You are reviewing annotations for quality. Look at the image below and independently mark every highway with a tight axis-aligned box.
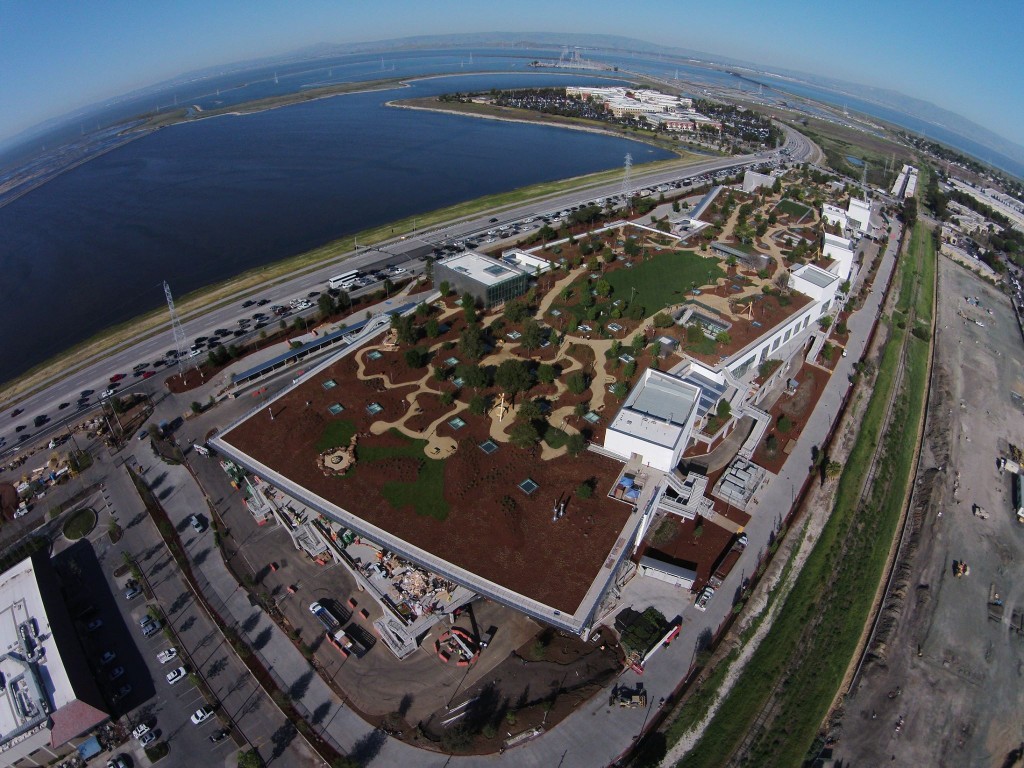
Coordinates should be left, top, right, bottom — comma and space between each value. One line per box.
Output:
0, 124, 817, 458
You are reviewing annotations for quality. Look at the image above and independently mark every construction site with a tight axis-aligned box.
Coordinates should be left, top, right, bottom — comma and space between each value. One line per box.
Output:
834, 256, 1024, 766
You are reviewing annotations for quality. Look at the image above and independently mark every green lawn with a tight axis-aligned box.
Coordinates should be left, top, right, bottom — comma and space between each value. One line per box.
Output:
773, 199, 813, 221
63, 508, 97, 540
358, 431, 449, 520
605, 250, 725, 315
315, 420, 356, 452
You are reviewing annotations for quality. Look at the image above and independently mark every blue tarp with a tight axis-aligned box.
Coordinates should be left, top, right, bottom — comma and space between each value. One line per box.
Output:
77, 736, 102, 759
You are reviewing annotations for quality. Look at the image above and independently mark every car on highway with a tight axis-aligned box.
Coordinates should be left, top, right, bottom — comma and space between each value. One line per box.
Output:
100, 389, 116, 399
9, 409, 23, 418
307, 291, 320, 299
157, 647, 178, 664
191, 706, 215, 725
488, 216, 498, 222
166, 666, 188, 685
257, 298, 270, 306
133, 363, 147, 372
109, 373, 126, 383
33, 415, 47, 427
14, 425, 26, 433
241, 300, 255, 308
108, 666, 125, 681
58, 402, 70, 410
100, 651, 116, 666
142, 371, 155, 379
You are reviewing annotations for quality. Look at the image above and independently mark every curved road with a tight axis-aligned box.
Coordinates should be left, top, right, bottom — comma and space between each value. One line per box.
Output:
0, 126, 816, 456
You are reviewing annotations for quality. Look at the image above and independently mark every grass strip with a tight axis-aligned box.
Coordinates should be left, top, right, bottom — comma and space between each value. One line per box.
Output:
675, 233, 933, 767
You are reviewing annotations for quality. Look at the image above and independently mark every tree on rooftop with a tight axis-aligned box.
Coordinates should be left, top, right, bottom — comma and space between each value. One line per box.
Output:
495, 358, 532, 398
509, 420, 540, 449
504, 300, 529, 325
520, 318, 544, 354
612, 381, 629, 399
566, 371, 588, 395
517, 399, 544, 424
459, 324, 486, 361
566, 432, 586, 456
468, 393, 488, 416
425, 317, 441, 338
462, 293, 479, 324
439, 280, 450, 297
404, 347, 429, 369
536, 363, 556, 384
717, 398, 732, 420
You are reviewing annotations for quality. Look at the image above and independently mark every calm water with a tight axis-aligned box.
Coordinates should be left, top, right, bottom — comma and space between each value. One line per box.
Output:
0, 73, 669, 383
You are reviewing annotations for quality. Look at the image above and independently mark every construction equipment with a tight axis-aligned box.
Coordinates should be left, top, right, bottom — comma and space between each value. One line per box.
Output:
954, 560, 970, 578
972, 504, 989, 519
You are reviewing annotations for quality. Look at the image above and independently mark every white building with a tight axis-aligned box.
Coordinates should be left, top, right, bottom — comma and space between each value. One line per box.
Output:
603, 369, 701, 472
822, 203, 849, 230
742, 170, 776, 193
789, 263, 842, 304
0, 554, 109, 766
847, 198, 872, 234
822, 233, 855, 282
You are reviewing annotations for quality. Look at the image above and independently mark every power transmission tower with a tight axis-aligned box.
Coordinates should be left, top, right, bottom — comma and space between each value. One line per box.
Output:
621, 153, 633, 207
164, 281, 190, 379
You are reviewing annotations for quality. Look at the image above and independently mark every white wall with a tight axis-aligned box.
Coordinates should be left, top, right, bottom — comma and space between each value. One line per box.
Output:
822, 234, 854, 282
603, 429, 678, 472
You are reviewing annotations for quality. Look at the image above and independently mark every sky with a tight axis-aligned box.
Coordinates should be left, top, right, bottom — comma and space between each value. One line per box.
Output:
2, 0, 1022, 146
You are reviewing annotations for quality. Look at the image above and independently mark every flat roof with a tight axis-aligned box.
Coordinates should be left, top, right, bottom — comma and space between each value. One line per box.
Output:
823, 232, 853, 250
792, 263, 840, 289
438, 252, 527, 286
212, 327, 639, 635
0, 558, 72, 748
624, 369, 700, 426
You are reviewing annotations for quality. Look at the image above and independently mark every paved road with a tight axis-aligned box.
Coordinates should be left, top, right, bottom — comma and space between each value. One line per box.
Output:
0, 125, 818, 456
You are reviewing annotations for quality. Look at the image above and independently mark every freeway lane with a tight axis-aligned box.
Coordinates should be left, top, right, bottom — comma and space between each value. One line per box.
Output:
0, 125, 817, 456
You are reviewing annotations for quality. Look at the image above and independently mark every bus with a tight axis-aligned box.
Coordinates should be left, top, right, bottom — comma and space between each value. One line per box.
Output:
327, 270, 359, 290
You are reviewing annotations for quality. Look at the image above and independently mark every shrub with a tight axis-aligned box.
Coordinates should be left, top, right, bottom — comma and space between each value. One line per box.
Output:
566, 372, 588, 395
576, 481, 594, 499
777, 414, 793, 433
566, 433, 586, 456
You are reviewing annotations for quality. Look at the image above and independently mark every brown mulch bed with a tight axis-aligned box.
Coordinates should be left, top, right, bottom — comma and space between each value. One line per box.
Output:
224, 351, 632, 614
752, 362, 832, 474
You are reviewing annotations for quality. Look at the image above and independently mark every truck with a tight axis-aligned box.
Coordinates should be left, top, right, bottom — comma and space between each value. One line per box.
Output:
309, 602, 364, 656
1013, 473, 1024, 523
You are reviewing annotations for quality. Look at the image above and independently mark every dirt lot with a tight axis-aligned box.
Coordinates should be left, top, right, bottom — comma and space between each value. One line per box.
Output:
834, 257, 1024, 766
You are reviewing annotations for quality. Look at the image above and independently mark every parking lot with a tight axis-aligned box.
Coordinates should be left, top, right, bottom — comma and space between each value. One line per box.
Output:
49, 445, 319, 767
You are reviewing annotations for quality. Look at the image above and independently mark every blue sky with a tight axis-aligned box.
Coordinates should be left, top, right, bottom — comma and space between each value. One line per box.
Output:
2, 0, 1022, 146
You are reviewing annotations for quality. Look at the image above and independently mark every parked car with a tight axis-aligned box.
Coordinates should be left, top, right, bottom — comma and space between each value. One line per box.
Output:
109, 373, 126, 382
112, 684, 132, 703
124, 584, 142, 600
87, 619, 103, 632
191, 706, 215, 725
165, 666, 188, 685
131, 723, 150, 739
99, 651, 116, 666
142, 621, 162, 637
108, 666, 125, 681
106, 757, 129, 768
157, 647, 178, 664
189, 514, 204, 533
209, 729, 229, 743
139, 731, 157, 747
